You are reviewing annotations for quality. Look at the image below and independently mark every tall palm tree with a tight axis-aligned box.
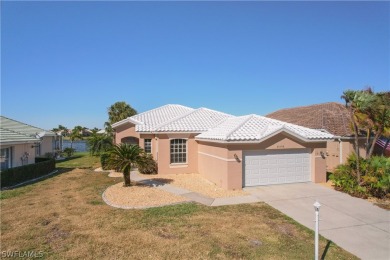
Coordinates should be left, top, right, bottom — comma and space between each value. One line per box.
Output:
342, 90, 362, 182
108, 101, 137, 124
69, 126, 83, 149
88, 132, 113, 156
107, 144, 143, 186
366, 91, 390, 157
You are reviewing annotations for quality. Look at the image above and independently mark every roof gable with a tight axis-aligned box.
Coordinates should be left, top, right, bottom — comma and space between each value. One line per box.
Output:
196, 114, 333, 142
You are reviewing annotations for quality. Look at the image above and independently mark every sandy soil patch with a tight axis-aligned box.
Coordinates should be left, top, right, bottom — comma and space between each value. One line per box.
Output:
103, 182, 189, 209
141, 173, 249, 199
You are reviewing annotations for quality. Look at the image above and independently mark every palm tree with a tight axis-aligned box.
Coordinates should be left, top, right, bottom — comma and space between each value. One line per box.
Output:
365, 91, 390, 157
69, 126, 83, 149
342, 90, 362, 182
88, 132, 113, 156
58, 125, 69, 137
108, 101, 137, 124
107, 144, 143, 186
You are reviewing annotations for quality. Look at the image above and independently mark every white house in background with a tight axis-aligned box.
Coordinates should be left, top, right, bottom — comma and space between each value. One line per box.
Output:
0, 116, 61, 170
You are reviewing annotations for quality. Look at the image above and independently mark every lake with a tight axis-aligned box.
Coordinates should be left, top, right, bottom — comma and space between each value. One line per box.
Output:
62, 140, 89, 152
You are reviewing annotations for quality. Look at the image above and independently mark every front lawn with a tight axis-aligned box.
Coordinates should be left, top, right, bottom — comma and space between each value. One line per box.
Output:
0, 154, 357, 259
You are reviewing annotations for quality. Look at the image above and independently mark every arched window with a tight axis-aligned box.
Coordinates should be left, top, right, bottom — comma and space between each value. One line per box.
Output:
170, 139, 187, 164
121, 137, 139, 146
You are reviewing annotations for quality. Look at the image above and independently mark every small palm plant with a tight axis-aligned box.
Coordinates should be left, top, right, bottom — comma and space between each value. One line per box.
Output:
107, 143, 143, 186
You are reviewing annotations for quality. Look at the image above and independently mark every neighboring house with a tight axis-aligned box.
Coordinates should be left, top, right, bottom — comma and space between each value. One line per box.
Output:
266, 102, 366, 171
113, 104, 333, 190
0, 116, 61, 170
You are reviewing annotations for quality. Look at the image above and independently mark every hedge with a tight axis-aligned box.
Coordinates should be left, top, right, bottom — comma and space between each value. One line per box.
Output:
1, 159, 56, 188
35, 157, 52, 163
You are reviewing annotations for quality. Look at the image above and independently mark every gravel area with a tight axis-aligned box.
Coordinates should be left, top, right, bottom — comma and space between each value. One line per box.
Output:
103, 182, 190, 209
141, 173, 249, 199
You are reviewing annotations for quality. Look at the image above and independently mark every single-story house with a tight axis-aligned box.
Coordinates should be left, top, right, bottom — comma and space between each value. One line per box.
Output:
0, 116, 61, 170
266, 102, 366, 171
113, 104, 333, 190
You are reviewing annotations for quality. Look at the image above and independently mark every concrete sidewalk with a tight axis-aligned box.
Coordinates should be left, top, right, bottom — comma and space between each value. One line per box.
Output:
245, 183, 390, 260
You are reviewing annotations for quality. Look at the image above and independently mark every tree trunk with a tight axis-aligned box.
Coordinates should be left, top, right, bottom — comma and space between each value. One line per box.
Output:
350, 111, 361, 183
123, 171, 131, 187
368, 130, 383, 158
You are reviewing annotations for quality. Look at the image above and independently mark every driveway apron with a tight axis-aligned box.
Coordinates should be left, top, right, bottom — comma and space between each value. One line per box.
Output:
245, 183, 390, 260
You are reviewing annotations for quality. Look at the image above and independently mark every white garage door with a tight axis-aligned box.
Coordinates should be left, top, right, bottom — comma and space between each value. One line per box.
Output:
244, 149, 311, 187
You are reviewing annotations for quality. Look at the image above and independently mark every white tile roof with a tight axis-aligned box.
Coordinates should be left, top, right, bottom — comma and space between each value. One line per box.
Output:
153, 108, 233, 132
196, 114, 334, 142
112, 104, 333, 142
0, 116, 55, 144
112, 104, 195, 131
0, 128, 40, 144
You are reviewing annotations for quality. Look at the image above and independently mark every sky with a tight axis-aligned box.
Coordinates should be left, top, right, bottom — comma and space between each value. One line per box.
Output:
1, 1, 389, 130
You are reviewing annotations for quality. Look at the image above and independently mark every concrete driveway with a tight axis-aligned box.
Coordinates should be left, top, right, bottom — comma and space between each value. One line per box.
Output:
245, 183, 390, 260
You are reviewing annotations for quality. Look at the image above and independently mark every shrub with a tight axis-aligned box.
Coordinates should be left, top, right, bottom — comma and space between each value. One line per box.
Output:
100, 153, 110, 170
137, 153, 158, 174
44, 152, 54, 158
1, 159, 56, 188
330, 154, 390, 199
35, 157, 51, 163
63, 147, 75, 157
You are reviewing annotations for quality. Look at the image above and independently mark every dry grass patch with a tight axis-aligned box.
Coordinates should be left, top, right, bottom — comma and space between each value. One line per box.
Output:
103, 182, 189, 208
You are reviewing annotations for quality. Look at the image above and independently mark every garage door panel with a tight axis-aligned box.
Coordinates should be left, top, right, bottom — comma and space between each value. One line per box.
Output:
244, 149, 310, 187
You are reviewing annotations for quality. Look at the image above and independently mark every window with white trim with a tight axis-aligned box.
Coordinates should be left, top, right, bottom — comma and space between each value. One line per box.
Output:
144, 139, 152, 153
170, 139, 187, 164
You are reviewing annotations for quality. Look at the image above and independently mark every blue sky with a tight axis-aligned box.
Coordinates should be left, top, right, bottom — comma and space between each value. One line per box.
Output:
1, 1, 389, 130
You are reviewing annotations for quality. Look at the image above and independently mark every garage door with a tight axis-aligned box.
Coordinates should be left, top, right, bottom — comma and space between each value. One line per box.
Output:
244, 149, 311, 187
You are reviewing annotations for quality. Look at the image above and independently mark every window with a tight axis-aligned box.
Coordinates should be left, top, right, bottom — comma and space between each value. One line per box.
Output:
170, 139, 187, 164
35, 144, 41, 156
0, 147, 12, 171
144, 139, 152, 153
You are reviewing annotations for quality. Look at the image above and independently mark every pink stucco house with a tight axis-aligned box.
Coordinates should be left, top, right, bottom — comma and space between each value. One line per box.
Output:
112, 104, 333, 190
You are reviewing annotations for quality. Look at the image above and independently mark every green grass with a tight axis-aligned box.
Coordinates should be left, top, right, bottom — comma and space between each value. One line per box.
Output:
0, 166, 358, 259
56, 152, 101, 169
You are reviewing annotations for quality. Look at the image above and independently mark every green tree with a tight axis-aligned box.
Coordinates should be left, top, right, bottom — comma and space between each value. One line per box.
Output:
88, 132, 113, 156
107, 144, 143, 186
69, 126, 83, 149
342, 90, 363, 182
58, 125, 69, 137
108, 101, 137, 124
342, 88, 390, 182
364, 91, 390, 157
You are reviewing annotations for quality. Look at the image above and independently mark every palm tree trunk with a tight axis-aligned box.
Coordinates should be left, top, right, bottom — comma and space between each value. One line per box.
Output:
368, 130, 383, 158
123, 170, 131, 186
350, 111, 361, 183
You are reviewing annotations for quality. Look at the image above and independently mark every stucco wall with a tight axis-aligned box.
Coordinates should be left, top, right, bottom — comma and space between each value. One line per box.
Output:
198, 142, 230, 189
326, 139, 367, 172
156, 133, 198, 175
40, 136, 54, 155
1, 143, 36, 168
114, 124, 140, 145
197, 133, 328, 190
